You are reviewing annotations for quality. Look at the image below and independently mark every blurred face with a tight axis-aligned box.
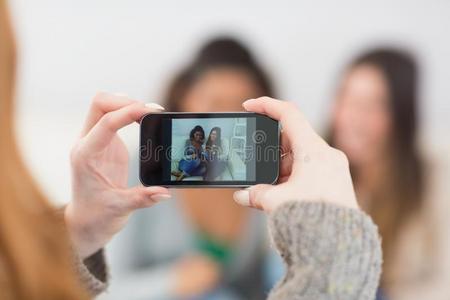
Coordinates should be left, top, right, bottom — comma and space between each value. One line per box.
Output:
210, 130, 217, 142
180, 68, 263, 112
180, 68, 262, 199
193, 131, 203, 143
332, 64, 392, 167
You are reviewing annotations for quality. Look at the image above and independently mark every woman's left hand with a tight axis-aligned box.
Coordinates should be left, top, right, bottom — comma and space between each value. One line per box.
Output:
65, 92, 171, 258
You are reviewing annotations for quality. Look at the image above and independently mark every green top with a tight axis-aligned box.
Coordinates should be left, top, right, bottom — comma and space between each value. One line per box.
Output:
194, 230, 233, 266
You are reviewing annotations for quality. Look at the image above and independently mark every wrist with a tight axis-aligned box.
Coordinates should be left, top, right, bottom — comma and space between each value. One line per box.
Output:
65, 203, 101, 259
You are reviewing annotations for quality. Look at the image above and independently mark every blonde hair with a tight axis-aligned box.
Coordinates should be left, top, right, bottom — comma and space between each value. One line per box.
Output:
0, 1, 88, 298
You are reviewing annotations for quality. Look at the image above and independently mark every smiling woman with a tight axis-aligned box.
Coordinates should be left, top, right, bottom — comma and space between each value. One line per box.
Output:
0, 1, 89, 299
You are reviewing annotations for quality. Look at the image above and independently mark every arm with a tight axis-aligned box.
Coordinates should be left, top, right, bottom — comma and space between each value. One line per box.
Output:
75, 249, 108, 296
268, 201, 381, 300
233, 97, 383, 300
184, 145, 196, 160
58, 204, 108, 296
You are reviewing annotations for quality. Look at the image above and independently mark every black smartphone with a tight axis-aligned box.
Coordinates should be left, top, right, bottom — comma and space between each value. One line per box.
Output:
139, 112, 280, 187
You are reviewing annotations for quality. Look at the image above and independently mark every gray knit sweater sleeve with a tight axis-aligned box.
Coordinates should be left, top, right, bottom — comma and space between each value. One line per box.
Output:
75, 249, 108, 296
267, 201, 382, 300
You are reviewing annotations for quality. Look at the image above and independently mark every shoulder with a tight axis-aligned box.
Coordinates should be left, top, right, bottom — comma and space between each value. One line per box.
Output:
388, 146, 450, 286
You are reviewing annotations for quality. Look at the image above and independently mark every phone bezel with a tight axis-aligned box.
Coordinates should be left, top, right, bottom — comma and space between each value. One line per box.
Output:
139, 112, 280, 188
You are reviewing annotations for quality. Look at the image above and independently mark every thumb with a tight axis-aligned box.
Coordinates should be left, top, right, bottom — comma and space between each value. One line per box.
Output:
123, 186, 171, 210
233, 184, 274, 211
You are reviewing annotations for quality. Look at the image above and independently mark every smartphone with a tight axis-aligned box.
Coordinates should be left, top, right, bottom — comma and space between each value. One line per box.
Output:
139, 112, 280, 187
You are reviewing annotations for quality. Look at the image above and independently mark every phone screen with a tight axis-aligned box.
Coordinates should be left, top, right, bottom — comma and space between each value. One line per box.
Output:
140, 113, 279, 187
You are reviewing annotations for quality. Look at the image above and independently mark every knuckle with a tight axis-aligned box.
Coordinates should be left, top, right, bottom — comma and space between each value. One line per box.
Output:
259, 96, 275, 107
131, 195, 144, 208
283, 101, 299, 116
99, 112, 115, 128
132, 193, 152, 209
314, 146, 329, 160
259, 96, 273, 102
250, 188, 269, 209
92, 92, 107, 107
70, 140, 91, 166
129, 101, 144, 111
330, 148, 349, 166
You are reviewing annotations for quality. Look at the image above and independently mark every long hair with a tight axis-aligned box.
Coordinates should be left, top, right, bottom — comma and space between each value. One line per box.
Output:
329, 48, 425, 285
165, 37, 274, 111
206, 127, 222, 150
0, 1, 88, 299
189, 125, 205, 142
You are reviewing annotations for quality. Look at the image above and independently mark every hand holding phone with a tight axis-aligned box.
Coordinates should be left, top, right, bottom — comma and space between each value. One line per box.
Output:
66, 93, 171, 259
233, 97, 359, 212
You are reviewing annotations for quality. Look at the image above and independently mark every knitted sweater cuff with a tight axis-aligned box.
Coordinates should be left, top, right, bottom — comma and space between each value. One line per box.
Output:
75, 249, 108, 296
268, 201, 382, 299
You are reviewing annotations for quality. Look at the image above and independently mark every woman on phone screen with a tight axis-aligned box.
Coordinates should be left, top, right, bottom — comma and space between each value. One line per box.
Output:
172, 125, 207, 181
205, 127, 227, 180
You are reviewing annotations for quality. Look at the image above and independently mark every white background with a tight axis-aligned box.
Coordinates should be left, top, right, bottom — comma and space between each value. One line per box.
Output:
9, 0, 450, 204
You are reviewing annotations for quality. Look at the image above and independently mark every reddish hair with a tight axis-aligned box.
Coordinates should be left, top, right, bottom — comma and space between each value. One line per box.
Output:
0, 1, 88, 298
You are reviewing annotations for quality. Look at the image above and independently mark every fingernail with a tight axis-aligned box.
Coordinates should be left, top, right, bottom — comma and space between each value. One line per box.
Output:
234, 190, 250, 206
113, 92, 129, 97
151, 194, 171, 202
145, 103, 165, 110
242, 99, 255, 106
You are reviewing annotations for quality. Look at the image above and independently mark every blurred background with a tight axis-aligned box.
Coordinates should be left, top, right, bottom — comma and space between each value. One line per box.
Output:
9, 0, 450, 203
8, 0, 450, 299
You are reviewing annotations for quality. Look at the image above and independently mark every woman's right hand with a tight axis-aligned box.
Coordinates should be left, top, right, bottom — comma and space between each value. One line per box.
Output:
233, 97, 358, 212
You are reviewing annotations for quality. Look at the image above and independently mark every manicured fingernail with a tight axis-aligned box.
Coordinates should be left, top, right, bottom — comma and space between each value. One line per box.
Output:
151, 194, 171, 202
145, 103, 165, 110
234, 190, 250, 206
242, 99, 255, 106
113, 92, 129, 97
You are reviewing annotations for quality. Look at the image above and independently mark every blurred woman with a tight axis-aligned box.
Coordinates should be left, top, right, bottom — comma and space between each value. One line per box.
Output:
205, 127, 227, 181
329, 48, 450, 299
105, 37, 280, 300
173, 125, 207, 181
164, 38, 279, 299
0, 2, 382, 300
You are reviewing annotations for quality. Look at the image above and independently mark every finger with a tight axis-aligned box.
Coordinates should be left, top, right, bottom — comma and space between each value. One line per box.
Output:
243, 97, 304, 134
280, 127, 291, 152
244, 97, 302, 179
243, 97, 317, 149
81, 92, 138, 136
123, 186, 171, 210
82, 102, 159, 152
279, 151, 294, 178
243, 97, 327, 179
81, 92, 165, 137
277, 174, 290, 184
279, 129, 293, 178
233, 184, 281, 212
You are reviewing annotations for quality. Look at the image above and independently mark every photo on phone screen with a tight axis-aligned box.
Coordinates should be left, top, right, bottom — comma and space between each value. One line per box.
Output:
140, 112, 279, 187
170, 117, 253, 182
